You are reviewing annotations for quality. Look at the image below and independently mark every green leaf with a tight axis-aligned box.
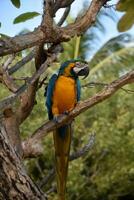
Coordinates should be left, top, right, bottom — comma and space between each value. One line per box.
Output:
116, 0, 134, 32
13, 12, 40, 24
0, 22, 1, 28
118, 12, 134, 32
116, 0, 134, 12
10, 0, 21, 8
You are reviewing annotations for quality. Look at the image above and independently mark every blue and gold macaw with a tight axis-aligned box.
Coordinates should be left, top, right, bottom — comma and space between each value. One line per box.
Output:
46, 59, 89, 200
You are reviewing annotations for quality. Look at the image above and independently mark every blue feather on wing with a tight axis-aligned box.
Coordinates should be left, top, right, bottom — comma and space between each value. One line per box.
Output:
76, 78, 81, 102
46, 74, 58, 120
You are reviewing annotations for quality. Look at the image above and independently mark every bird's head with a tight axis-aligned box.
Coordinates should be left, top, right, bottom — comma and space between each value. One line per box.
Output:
59, 59, 89, 79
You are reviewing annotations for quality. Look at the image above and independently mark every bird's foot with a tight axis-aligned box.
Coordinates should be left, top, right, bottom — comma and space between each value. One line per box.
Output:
76, 101, 82, 106
53, 114, 64, 123
63, 110, 69, 115
53, 111, 69, 123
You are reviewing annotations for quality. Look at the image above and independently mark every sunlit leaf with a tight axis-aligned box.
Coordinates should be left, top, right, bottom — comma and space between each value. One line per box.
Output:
118, 12, 134, 32
116, 0, 134, 32
10, 0, 21, 8
13, 12, 40, 24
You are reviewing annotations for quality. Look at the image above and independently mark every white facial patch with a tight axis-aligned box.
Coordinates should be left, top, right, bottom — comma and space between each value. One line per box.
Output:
73, 62, 88, 73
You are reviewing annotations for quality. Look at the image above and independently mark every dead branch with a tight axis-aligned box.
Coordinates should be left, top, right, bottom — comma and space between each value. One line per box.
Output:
57, 6, 71, 26
54, 0, 74, 13
60, 0, 108, 37
0, 56, 18, 92
1, 69, 18, 93
39, 168, 55, 188
83, 81, 134, 94
70, 133, 95, 160
38, 77, 48, 89
2, 54, 15, 70
22, 69, 134, 157
9, 50, 35, 75
0, 0, 109, 56
82, 81, 108, 88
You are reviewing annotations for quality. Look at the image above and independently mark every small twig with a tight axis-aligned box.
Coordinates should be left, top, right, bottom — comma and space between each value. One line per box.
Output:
46, 186, 56, 195
35, 160, 43, 175
120, 87, 134, 94
57, 6, 71, 26
9, 50, 35, 75
38, 168, 55, 188
1, 57, 18, 92
2, 54, 15, 70
38, 77, 48, 89
82, 81, 108, 88
13, 77, 30, 81
70, 133, 95, 160
83, 81, 134, 94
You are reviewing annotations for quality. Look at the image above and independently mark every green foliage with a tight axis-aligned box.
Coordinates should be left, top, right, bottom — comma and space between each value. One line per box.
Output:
13, 12, 40, 24
0, 22, 1, 28
116, 0, 134, 31
89, 33, 134, 78
10, 0, 21, 8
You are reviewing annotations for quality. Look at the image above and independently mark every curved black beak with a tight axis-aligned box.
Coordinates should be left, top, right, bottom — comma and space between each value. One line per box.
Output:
77, 66, 89, 79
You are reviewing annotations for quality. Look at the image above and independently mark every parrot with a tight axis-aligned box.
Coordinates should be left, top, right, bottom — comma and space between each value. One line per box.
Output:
45, 59, 89, 200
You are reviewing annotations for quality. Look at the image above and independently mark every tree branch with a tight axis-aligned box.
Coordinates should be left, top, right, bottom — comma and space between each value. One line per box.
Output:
2, 54, 15, 70
57, 6, 71, 26
0, 55, 18, 92
54, 0, 75, 13
1, 69, 18, 93
83, 81, 134, 94
0, 0, 109, 56
59, 0, 108, 38
0, 44, 62, 113
70, 133, 95, 160
8, 50, 35, 75
23, 70, 134, 157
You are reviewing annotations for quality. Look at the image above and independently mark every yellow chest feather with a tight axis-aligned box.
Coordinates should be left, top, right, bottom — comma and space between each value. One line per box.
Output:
52, 76, 77, 115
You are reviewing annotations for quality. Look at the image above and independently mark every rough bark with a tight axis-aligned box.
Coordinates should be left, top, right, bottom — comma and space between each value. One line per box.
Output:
3, 108, 23, 158
0, 123, 46, 200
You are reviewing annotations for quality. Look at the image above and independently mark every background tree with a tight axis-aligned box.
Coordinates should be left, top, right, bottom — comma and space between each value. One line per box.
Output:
0, 0, 134, 200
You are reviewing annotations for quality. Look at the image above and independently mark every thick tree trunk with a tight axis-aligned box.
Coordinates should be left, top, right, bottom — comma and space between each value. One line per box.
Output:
0, 123, 46, 200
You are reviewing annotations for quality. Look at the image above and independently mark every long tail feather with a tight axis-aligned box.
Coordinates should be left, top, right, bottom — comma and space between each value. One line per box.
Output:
53, 124, 72, 200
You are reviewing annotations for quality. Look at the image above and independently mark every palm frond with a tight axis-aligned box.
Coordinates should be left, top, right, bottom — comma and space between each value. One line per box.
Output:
89, 47, 134, 81
89, 33, 133, 69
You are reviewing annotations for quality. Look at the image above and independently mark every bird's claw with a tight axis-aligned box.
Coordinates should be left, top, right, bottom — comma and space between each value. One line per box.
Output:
53, 115, 64, 123
76, 101, 82, 106
63, 110, 69, 115
53, 112, 69, 123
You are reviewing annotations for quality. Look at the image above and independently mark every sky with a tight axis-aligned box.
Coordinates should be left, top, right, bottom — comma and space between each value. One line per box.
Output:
0, 0, 134, 58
